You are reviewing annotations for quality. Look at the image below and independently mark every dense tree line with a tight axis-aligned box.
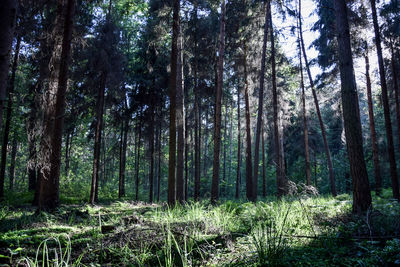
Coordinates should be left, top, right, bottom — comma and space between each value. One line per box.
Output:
0, 0, 399, 213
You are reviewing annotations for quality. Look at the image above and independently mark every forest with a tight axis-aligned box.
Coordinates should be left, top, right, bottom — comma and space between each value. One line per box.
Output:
0, 0, 400, 265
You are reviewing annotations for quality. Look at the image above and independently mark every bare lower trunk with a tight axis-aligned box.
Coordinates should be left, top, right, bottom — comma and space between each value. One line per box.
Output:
236, 85, 241, 199
148, 108, 154, 202
253, 1, 270, 201
119, 119, 128, 198
390, 41, 400, 154
8, 137, 18, 190
157, 119, 161, 202
334, 0, 372, 213
365, 52, 382, 194
211, 0, 225, 203
262, 126, 266, 197
135, 119, 142, 201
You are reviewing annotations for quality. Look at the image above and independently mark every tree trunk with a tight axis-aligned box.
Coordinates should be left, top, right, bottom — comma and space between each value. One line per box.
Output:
119, 118, 128, 198
262, 126, 267, 197
168, 0, 180, 206
185, 101, 189, 201
157, 118, 161, 202
243, 42, 253, 201
222, 100, 228, 197
390, 41, 400, 153
365, 51, 382, 194
135, 119, 142, 201
37, 0, 75, 210
176, 27, 185, 203
270, 4, 287, 197
298, 0, 336, 195
334, 0, 372, 213
0, 35, 20, 198
211, 0, 225, 203
0, 0, 17, 140
253, 1, 270, 201
89, 71, 106, 205
297, 18, 311, 186
148, 108, 155, 202
8, 137, 17, 190
236, 85, 241, 199
64, 130, 71, 176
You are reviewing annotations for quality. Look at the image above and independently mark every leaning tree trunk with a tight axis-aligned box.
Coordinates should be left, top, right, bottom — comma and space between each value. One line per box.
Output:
253, 1, 270, 201
211, 0, 225, 203
365, 51, 382, 194
176, 29, 185, 203
298, 0, 336, 195
297, 21, 311, 186
270, 3, 287, 197
168, 0, 180, 206
334, 0, 372, 213
37, 0, 75, 210
0, 35, 20, 198
370, 0, 399, 201
89, 70, 106, 205
0, 0, 17, 143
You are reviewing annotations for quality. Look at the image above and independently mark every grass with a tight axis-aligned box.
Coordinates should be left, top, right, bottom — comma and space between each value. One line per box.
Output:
0, 189, 399, 266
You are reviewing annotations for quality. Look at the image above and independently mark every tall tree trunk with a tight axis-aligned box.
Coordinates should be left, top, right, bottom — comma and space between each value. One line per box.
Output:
148, 108, 155, 202
262, 126, 267, 197
157, 118, 161, 202
365, 51, 382, 194
89, 71, 106, 204
334, 0, 372, 213
0, 35, 20, 198
211, 0, 225, 203
243, 42, 253, 201
297, 22, 311, 186
8, 137, 17, 190
222, 100, 228, 197
370, 0, 399, 201
168, 0, 180, 206
298, 0, 336, 195
270, 4, 287, 197
0, 0, 17, 139
236, 85, 241, 199
37, 0, 75, 210
119, 119, 128, 198
135, 119, 142, 201
185, 103, 189, 201
253, 1, 270, 201
64, 130, 71, 176
228, 96, 233, 193
390, 41, 400, 152
176, 28, 185, 203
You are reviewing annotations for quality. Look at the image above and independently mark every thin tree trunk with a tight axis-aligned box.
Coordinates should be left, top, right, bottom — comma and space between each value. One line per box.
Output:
243, 42, 253, 201
370, 0, 399, 201
365, 51, 382, 194
253, 1, 270, 201
210, 0, 225, 203
390, 41, 400, 153
64, 130, 71, 176
8, 137, 17, 190
298, 0, 336, 196
135, 119, 142, 201
0, 35, 20, 197
168, 0, 180, 206
119, 119, 128, 198
185, 104, 189, 201
270, 4, 287, 197
297, 20, 311, 186
157, 118, 161, 202
334, 0, 372, 213
262, 126, 267, 197
236, 85, 241, 199
148, 108, 155, 202
0, 0, 17, 140
228, 96, 233, 194
176, 27, 185, 203
222, 100, 228, 197
37, 0, 75, 210
89, 71, 106, 204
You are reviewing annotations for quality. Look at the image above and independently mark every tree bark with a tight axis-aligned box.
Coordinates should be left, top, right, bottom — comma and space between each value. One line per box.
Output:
298, 0, 336, 195
37, 0, 75, 210
0, 0, 17, 140
176, 27, 185, 203
270, 4, 287, 197
135, 118, 142, 201
168, 0, 180, 206
89, 71, 106, 204
211, 0, 225, 203
390, 41, 400, 154
157, 118, 161, 202
334, 0, 372, 213
365, 52, 382, 194
119, 118, 128, 198
243, 42, 253, 201
148, 108, 155, 202
236, 85, 241, 199
0, 34, 20, 198
253, 1, 270, 201
8, 137, 18, 190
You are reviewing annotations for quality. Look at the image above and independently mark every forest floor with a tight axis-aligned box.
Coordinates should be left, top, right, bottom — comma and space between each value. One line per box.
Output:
0, 190, 400, 266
